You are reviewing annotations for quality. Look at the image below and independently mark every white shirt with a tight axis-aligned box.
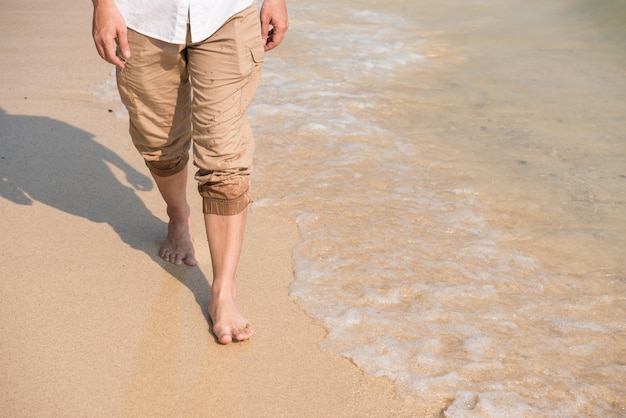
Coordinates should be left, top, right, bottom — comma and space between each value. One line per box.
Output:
115, 0, 254, 44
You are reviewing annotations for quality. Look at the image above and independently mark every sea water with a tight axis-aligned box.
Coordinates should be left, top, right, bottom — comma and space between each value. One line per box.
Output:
97, 0, 626, 415
249, 0, 626, 415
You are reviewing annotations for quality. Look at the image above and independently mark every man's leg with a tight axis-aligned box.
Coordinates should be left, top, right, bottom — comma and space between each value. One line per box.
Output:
115, 29, 194, 265
205, 209, 253, 344
187, 4, 264, 344
152, 167, 196, 266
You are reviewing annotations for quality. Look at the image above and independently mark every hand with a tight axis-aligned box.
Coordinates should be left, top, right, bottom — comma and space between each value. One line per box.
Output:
260, 0, 289, 51
92, 0, 130, 69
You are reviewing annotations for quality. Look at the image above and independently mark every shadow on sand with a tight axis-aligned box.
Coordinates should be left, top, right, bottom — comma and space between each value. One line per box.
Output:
0, 107, 211, 323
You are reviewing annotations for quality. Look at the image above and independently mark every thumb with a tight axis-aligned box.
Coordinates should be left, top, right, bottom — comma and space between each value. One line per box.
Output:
260, 19, 270, 45
117, 27, 131, 59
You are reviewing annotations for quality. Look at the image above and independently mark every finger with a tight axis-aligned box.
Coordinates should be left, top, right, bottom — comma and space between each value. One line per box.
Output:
104, 39, 126, 69
260, 16, 270, 46
94, 40, 107, 62
95, 33, 125, 69
263, 28, 274, 51
265, 25, 287, 51
116, 27, 131, 59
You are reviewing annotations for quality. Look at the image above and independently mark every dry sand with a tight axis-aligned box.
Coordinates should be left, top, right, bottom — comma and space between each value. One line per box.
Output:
0, 0, 434, 416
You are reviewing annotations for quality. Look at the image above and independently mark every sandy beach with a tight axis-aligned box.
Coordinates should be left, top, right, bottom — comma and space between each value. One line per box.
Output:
4, 0, 625, 415
0, 1, 432, 416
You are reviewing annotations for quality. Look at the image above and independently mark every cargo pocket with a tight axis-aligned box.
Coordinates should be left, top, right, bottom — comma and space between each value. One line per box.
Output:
239, 42, 265, 113
250, 43, 265, 65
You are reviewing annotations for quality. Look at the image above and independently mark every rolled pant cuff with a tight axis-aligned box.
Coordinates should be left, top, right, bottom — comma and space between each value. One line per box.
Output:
145, 152, 189, 177
202, 193, 251, 215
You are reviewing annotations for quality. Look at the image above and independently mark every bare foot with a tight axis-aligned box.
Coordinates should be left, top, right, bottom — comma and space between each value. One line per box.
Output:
159, 210, 197, 266
208, 288, 254, 344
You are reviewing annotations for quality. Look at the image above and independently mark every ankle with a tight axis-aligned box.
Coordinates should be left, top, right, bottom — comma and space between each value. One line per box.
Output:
166, 203, 190, 221
211, 281, 237, 300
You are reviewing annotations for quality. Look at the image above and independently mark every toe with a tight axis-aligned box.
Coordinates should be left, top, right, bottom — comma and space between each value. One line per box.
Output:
235, 325, 254, 341
218, 332, 233, 345
184, 254, 197, 266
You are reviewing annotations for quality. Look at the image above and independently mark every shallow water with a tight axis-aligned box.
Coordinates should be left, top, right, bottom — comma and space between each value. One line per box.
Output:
249, 0, 626, 415
97, 0, 626, 415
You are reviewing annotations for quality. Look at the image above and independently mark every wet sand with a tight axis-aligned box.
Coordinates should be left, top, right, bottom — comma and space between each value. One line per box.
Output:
0, 1, 433, 416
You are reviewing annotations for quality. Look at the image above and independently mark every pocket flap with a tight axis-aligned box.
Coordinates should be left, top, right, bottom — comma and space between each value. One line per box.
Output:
250, 44, 265, 63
